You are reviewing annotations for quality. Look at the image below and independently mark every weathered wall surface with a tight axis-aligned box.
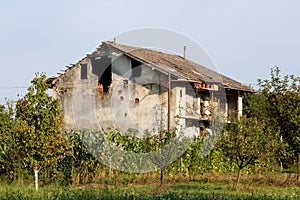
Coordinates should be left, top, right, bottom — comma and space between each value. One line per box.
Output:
53, 58, 100, 130
53, 50, 235, 138
53, 54, 177, 136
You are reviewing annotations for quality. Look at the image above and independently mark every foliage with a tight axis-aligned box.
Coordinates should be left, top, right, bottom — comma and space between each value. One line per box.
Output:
103, 129, 184, 173
245, 67, 300, 168
0, 67, 299, 187
14, 73, 71, 180
260, 68, 300, 167
61, 130, 102, 185
0, 101, 30, 181
219, 117, 267, 187
243, 92, 286, 172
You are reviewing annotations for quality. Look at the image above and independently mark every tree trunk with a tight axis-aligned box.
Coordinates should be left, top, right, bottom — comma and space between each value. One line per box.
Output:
297, 152, 300, 181
235, 169, 241, 189
160, 167, 164, 186
180, 157, 183, 175
109, 155, 112, 181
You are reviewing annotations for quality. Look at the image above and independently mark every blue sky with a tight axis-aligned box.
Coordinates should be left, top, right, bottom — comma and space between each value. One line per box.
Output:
0, 0, 299, 103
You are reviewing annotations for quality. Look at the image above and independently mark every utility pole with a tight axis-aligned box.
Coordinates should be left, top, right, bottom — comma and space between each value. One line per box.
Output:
167, 72, 171, 131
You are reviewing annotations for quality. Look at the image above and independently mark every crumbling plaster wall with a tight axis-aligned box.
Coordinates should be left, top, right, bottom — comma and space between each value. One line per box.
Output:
53, 58, 100, 130
53, 55, 178, 135
53, 52, 212, 138
104, 56, 173, 135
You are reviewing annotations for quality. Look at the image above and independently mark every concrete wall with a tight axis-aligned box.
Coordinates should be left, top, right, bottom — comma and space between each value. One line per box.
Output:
53, 54, 175, 136
53, 51, 241, 137
53, 58, 100, 130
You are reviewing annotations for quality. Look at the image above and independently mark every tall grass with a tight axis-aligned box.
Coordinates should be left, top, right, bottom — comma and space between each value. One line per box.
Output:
0, 178, 299, 200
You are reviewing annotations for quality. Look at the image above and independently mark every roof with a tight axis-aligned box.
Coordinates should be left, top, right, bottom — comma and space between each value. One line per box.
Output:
103, 41, 253, 92
48, 41, 253, 92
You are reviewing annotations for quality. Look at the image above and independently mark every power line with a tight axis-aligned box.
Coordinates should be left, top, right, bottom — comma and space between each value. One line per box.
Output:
0, 86, 27, 89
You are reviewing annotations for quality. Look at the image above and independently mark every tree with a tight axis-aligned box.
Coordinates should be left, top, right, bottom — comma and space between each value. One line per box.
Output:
0, 101, 30, 181
243, 92, 286, 171
257, 68, 300, 172
220, 117, 266, 188
15, 73, 70, 190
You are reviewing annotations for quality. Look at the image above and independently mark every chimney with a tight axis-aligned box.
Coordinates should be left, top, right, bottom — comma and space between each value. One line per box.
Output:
113, 37, 116, 44
183, 46, 186, 59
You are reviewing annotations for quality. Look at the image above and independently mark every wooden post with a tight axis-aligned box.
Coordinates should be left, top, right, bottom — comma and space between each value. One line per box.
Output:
237, 92, 243, 119
167, 73, 171, 131
34, 168, 39, 191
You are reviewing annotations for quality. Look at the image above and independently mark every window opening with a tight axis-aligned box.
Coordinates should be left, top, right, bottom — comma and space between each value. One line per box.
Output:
91, 56, 112, 94
80, 64, 87, 79
131, 59, 142, 78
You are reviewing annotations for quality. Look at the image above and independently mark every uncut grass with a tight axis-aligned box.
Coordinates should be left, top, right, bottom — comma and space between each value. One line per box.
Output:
0, 185, 299, 200
0, 173, 299, 200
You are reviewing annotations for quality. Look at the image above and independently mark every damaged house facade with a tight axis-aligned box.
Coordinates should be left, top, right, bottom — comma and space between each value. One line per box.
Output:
48, 41, 252, 136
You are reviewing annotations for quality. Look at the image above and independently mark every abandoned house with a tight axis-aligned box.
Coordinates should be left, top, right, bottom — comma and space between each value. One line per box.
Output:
47, 41, 253, 136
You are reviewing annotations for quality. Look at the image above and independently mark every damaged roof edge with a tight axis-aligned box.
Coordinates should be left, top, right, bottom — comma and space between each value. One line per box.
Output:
47, 41, 254, 92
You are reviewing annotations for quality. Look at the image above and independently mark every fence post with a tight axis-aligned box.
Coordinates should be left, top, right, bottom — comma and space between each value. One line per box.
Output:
34, 168, 39, 191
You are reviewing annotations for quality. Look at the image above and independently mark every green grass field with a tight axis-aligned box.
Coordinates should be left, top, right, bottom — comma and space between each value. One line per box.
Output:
0, 175, 299, 200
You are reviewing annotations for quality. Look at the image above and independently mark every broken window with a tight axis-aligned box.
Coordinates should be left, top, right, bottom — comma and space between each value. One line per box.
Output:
185, 118, 199, 127
131, 59, 142, 78
99, 64, 112, 93
80, 64, 88, 79
91, 56, 112, 94
200, 95, 211, 120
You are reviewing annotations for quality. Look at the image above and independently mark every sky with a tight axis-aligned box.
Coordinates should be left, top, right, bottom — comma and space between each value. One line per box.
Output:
0, 0, 299, 104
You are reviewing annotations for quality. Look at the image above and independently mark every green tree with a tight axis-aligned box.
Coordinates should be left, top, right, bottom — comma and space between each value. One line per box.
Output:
220, 117, 266, 188
0, 101, 30, 181
243, 92, 286, 171
256, 67, 300, 171
0, 103, 14, 175
15, 73, 70, 189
